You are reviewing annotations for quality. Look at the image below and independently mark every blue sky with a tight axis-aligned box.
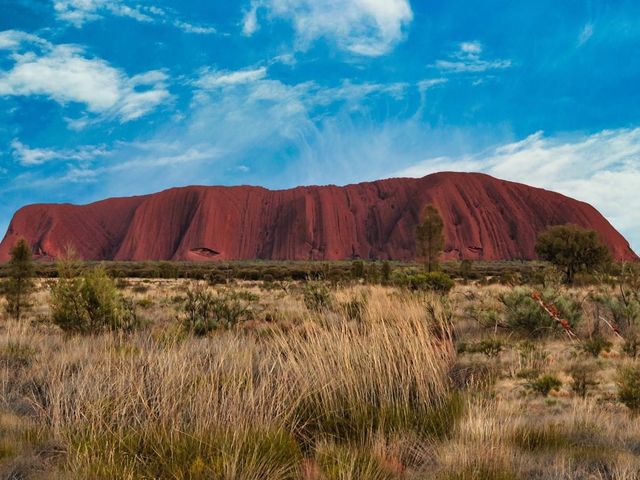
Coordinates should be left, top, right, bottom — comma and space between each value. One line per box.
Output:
1, 0, 639, 251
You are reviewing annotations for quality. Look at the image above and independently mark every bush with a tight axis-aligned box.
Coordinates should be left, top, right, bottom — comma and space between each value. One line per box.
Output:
50, 265, 139, 334
302, 282, 333, 312
526, 374, 562, 396
595, 293, 640, 335
566, 362, 598, 398
498, 288, 581, 338
392, 270, 454, 293
182, 286, 255, 336
460, 338, 503, 358
617, 365, 640, 413
350, 260, 365, 279
578, 336, 612, 357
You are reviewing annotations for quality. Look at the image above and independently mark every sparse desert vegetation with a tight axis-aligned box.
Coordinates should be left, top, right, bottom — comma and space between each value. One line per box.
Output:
1, 253, 640, 479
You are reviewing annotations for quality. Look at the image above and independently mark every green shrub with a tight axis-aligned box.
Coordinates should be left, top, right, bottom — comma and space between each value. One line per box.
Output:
566, 362, 598, 398
182, 286, 255, 336
596, 293, 640, 335
498, 288, 581, 338
617, 365, 640, 413
578, 336, 612, 357
392, 270, 454, 293
461, 338, 503, 358
50, 266, 139, 335
302, 282, 333, 311
526, 374, 562, 396
351, 260, 365, 279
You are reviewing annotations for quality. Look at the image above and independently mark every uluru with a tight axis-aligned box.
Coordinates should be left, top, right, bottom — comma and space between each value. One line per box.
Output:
0, 172, 636, 263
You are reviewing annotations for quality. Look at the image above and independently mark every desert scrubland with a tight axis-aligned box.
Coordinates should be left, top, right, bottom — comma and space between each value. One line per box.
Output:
1, 262, 640, 480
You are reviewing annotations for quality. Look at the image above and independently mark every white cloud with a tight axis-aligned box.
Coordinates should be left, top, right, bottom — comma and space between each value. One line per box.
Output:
195, 67, 268, 88
54, 0, 152, 26
53, 0, 217, 34
0, 36, 170, 122
242, 5, 259, 36
435, 41, 512, 73
460, 41, 482, 54
417, 78, 447, 92
243, 0, 413, 56
173, 20, 217, 34
194, 66, 429, 108
11, 139, 109, 166
0, 30, 48, 50
395, 128, 640, 252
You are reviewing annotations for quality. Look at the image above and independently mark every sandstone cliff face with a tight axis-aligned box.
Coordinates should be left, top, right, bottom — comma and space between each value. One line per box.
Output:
0, 172, 636, 262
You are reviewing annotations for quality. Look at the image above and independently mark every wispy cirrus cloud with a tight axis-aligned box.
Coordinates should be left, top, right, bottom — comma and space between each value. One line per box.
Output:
53, 0, 217, 34
10, 139, 109, 166
434, 41, 512, 73
242, 0, 413, 56
0, 32, 170, 123
195, 67, 268, 88
395, 128, 640, 252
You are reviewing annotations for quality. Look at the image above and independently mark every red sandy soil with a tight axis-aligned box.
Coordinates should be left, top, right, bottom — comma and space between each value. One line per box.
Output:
0, 172, 636, 262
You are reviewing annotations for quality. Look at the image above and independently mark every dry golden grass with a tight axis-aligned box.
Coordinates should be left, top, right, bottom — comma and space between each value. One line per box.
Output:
1, 279, 640, 479
1, 284, 458, 479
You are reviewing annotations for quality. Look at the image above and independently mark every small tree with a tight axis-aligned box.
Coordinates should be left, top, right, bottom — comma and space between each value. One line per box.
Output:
535, 224, 610, 284
416, 204, 445, 273
3, 238, 35, 321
